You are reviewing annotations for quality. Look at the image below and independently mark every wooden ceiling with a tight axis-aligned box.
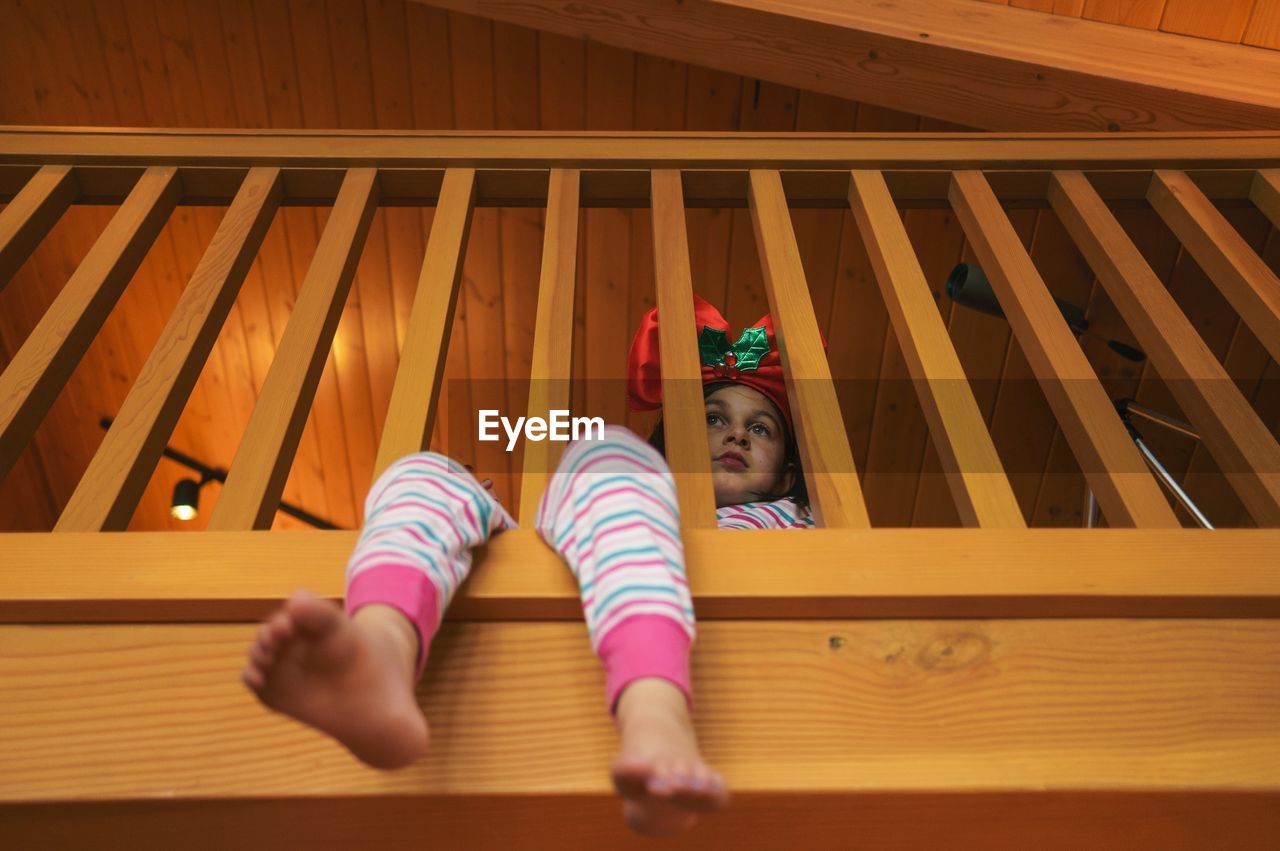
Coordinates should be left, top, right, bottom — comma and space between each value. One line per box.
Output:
1, 0, 1277, 532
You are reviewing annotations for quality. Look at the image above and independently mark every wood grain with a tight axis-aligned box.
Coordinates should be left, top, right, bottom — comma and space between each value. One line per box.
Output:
5, 128, 1280, 169
4, 528, 1279, 622
1251, 169, 1280, 229
0, 618, 1277, 797
373, 168, 476, 479
3, 792, 1278, 851
650, 170, 718, 527
1147, 170, 1280, 365
412, 0, 1280, 131
55, 167, 282, 532
848, 170, 1023, 528
0, 164, 76, 293
1048, 170, 1280, 526
519, 168, 580, 523
0, 165, 180, 483
949, 171, 1180, 528
749, 170, 869, 527
209, 169, 379, 530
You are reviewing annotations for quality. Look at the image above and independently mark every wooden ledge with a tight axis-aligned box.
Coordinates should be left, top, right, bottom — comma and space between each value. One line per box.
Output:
2, 529, 1279, 621
0, 620, 1277, 804
3, 127, 1280, 169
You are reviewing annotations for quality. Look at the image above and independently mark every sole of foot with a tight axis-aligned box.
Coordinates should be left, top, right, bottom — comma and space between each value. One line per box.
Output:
241, 590, 429, 770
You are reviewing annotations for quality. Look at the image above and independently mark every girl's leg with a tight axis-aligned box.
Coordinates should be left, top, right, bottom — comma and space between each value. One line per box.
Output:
242, 451, 514, 770
534, 424, 727, 835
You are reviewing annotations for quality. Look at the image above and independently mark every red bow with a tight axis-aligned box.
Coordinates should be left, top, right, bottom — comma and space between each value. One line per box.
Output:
626, 294, 827, 433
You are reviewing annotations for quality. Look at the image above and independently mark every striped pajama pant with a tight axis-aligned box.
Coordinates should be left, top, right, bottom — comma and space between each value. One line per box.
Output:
343, 424, 695, 711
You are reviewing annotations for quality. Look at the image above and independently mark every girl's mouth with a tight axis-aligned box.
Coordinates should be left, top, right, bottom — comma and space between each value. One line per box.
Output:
715, 452, 747, 469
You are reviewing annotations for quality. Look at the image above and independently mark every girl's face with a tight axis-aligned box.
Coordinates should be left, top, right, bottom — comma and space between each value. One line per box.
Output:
705, 384, 795, 508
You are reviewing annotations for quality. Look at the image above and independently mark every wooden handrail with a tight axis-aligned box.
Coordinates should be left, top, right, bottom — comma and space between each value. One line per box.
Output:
1, 129, 1278, 533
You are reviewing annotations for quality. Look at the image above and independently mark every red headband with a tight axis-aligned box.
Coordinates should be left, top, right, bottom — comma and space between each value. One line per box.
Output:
626, 294, 827, 432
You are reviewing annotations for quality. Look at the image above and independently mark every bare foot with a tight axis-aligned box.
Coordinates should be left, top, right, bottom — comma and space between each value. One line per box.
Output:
241, 591, 428, 770
610, 678, 729, 836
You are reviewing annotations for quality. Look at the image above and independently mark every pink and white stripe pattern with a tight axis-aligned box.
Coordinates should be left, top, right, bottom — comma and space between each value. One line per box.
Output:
343, 424, 810, 708
715, 496, 815, 529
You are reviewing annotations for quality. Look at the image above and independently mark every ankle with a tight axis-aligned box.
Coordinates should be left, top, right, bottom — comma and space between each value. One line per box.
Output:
615, 678, 692, 729
352, 604, 421, 682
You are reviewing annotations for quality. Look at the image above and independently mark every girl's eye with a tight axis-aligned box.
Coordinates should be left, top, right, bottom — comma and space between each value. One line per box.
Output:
706, 413, 721, 425
750, 423, 771, 436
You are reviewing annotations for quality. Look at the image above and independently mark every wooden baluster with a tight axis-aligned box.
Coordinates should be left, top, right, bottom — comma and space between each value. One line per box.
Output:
1251, 170, 1280, 228
56, 168, 282, 532
1147, 170, 1280, 365
0, 164, 77, 293
748, 169, 869, 528
948, 171, 1179, 528
848, 170, 1024, 528
0, 166, 180, 483
373, 168, 476, 480
209, 168, 379, 530
1049, 170, 1280, 526
651, 169, 716, 527
518, 169, 581, 524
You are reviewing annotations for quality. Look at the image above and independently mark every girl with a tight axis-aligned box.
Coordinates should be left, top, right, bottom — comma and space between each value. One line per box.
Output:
241, 295, 819, 836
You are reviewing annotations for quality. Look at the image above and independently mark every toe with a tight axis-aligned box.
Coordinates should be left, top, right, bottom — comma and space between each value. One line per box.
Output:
611, 756, 656, 799
249, 642, 273, 669
240, 665, 264, 691
286, 591, 342, 638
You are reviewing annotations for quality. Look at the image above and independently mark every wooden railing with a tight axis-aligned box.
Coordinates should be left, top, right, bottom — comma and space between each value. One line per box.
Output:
1, 129, 1278, 845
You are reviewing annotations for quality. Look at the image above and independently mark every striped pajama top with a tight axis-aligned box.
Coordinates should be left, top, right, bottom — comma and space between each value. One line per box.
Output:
715, 496, 814, 529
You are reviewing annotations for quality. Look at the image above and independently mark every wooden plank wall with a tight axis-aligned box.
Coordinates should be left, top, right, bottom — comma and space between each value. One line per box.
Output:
0, 0, 1276, 532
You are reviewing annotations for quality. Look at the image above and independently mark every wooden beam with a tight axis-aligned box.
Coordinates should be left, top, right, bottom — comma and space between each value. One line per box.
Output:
411, 0, 1280, 131
3, 793, 1278, 850
0, 619, 1277, 802
651, 170, 717, 527
1249, 169, 1280, 229
209, 169, 379, 530
3, 128, 1280, 169
55, 168, 282, 532
4, 529, 1278, 622
847, 170, 1024, 528
0, 166, 180, 483
0, 164, 76, 293
947, 171, 1180, 529
749, 170, 869, 527
1147, 170, 1280, 366
1048, 170, 1280, 527
519, 169, 581, 523
373, 168, 475, 479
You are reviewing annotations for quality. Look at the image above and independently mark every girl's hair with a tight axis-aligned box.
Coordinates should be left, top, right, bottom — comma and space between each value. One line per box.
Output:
646, 381, 810, 510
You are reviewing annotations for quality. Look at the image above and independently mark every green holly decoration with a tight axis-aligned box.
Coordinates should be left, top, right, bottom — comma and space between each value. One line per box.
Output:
698, 325, 770, 372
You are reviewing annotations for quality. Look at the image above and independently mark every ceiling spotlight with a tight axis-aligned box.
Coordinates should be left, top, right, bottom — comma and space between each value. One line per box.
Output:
170, 477, 203, 521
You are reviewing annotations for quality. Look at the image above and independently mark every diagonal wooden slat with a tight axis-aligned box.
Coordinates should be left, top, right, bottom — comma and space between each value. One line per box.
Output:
519, 169, 581, 524
1049, 170, 1280, 527
209, 168, 379, 531
0, 164, 77, 293
848, 170, 1024, 528
409, 0, 1280, 131
1250, 169, 1280, 229
1147, 170, 1280, 365
748, 169, 869, 528
650, 169, 717, 527
948, 170, 1180, 528
0, 166, 180, 483
55, 168, 282, 532
373, 168, 476, 480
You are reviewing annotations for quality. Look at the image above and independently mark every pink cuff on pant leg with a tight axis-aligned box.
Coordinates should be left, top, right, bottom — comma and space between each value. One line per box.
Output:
345, 563, 441, 680
597, 614, 693, 714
